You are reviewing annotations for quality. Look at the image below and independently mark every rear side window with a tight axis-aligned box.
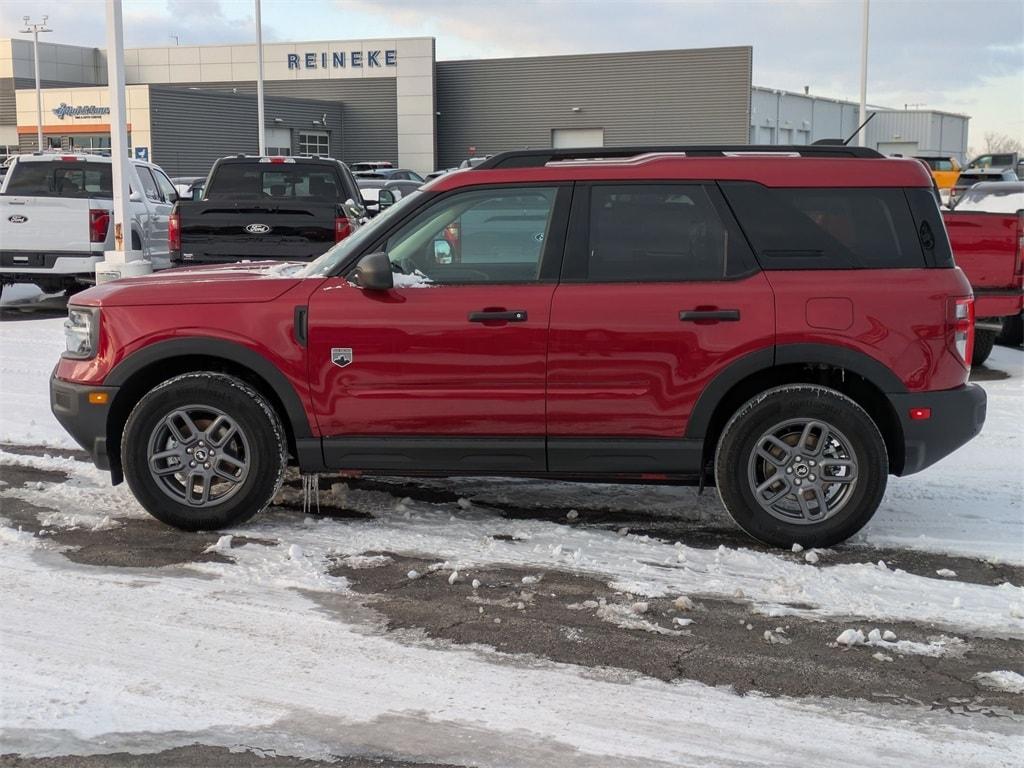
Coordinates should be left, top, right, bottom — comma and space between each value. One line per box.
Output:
721, 183, 924, 269
4, 161, 112, 198
572, 184, 752, 282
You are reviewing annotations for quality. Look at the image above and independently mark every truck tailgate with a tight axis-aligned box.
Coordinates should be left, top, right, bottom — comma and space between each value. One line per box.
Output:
177, 203, 339, 262
0, 196, 104, 252
943, 211, 1020, 288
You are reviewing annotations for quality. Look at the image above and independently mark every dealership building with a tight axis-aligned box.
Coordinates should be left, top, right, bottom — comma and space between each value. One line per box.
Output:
0, 36, 968, 177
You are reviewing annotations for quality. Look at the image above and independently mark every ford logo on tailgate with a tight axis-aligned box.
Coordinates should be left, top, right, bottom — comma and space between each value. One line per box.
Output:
245, 223, 271, 234
8, 215, 28, 224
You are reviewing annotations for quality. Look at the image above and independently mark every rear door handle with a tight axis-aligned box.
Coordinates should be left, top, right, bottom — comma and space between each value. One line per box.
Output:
468, 310, 528, 323
679, 309, 741, 322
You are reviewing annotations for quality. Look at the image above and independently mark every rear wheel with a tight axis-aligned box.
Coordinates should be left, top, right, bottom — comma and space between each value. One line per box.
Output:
971, 329, 997, 367
714, 385, 888, 548
996, 313, 1022, 348
121, 372, 286, 531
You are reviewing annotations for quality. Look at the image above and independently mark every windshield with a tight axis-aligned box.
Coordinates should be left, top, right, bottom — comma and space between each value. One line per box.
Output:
300, 191, 425, 277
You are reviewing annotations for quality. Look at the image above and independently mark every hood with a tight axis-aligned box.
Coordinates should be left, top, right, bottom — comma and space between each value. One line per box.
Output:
72, 261, 311, 307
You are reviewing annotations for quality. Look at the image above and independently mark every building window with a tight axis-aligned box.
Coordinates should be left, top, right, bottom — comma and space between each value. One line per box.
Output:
297, 131, 329, 157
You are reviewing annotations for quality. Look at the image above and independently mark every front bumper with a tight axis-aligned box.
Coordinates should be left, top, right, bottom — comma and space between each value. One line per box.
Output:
890, 384, 987, 476
50, 371, 118, 473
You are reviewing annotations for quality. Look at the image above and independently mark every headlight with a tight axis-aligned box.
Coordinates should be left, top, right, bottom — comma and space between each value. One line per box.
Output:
63, 306, 100, 360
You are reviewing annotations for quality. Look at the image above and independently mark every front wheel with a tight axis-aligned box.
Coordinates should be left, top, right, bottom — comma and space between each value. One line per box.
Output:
714, 385, 888, 548
121, 372, 287, 531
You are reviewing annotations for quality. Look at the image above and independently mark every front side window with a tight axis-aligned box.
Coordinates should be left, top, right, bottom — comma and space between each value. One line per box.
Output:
583, 185, 735, 282
152, 168, 178, 202
383, 187, 558, 285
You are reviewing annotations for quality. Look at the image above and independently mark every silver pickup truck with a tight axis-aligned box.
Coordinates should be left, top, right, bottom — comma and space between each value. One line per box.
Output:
0, 153, 178, 293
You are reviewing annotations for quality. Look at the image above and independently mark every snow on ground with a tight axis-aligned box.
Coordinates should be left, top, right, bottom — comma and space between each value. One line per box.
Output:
1, 316, 1023, 765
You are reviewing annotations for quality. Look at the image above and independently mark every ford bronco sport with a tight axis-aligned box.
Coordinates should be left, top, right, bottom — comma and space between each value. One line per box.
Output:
51, 145, 986, 548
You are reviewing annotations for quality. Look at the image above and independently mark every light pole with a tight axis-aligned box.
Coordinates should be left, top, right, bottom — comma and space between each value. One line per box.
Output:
858, 0, 870, 147
255, 0, 266, 155
20, 15, 52, 152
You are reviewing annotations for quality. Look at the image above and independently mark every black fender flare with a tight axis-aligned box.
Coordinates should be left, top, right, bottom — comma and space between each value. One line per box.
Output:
105, 336, 313, 438
684, 343, 907, 439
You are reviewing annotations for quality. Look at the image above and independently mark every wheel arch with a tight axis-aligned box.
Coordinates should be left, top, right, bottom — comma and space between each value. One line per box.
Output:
104, 337, 312, 482
688, 344, 907, 475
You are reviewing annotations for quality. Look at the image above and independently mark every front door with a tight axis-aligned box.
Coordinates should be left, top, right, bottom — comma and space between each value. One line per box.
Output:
546, 182, 775, 474
307, 184, 570, 473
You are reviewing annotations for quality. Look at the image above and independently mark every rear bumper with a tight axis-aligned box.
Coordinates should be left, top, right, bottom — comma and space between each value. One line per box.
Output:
974, 289, 1023, 320
890, 384, 987, 476
0, 252, 100, 278
50, 371, 117, 473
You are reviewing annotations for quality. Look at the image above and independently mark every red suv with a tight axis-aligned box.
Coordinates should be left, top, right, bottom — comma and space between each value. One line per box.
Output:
51, 145, 986, 548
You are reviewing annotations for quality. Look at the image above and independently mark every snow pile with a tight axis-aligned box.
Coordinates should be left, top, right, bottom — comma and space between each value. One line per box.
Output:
595, 601, 685, 636
392, 270, 433, 288
203, 535, 234, 554
974, 670, 1024, 694
834, 627, 968, 657
337, 554, 392, 569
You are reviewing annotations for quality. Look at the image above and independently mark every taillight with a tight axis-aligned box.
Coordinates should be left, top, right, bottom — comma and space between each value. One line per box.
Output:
168, 211, 181, 252
88, 209, 110, 243
953, 297, 975, 369
334, 216, 352, 242
1015, 211, 1023, 289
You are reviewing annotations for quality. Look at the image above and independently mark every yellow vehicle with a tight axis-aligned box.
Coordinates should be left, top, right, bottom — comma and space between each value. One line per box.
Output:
915, 156, 961, 192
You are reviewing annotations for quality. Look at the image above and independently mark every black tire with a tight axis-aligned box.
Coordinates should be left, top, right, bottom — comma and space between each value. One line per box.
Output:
714, 384, 888, 549
971, 329, 997, 367
131, 230, 142, 251
121, 372, 286, 531
996, 312, 1023, 348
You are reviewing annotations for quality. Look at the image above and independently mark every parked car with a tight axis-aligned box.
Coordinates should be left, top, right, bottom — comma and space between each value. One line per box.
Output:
964, 151, 1021, 174
0, 153, 177, 293
949, 168, 1018, 207
951, 181, 1024, 214
914, 156, 960, 202
171, 176, 206, 201
350, 161, 394, 174
354, 168, 424, 182
51, 144, 985, 549
944, 201, 1023, 363
169, 155, 365, 267
357, 174, 423, 216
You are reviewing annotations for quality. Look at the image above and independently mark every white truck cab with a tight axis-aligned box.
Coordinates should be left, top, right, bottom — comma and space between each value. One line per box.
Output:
0, 153, 179, 293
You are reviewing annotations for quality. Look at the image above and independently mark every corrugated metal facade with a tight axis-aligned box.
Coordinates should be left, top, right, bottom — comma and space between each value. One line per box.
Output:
435, 47, 752, 169
170, 79, 398, 167
867, 111, 968, 160
148, 87, 345, 176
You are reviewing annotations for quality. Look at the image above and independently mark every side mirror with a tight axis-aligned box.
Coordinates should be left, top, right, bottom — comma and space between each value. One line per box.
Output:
351, 251, 394, 291
378, 189, 396, 211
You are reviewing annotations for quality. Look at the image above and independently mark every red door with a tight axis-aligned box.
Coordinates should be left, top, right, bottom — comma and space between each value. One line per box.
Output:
306, 184, 568, 471
546, 182, 775, 473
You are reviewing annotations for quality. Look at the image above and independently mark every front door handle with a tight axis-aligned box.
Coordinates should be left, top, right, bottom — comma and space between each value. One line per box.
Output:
679, 309, 741, 322
468, 309, 528, 323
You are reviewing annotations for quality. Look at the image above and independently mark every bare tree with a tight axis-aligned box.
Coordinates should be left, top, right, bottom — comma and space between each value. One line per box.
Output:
982, 132, 1024, 154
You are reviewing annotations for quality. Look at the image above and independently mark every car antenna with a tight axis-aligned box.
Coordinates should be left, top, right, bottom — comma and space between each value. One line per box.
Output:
842, 111, 877, 146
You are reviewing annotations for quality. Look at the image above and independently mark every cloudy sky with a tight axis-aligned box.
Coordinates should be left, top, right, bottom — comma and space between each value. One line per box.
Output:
2, 0, 1021, 147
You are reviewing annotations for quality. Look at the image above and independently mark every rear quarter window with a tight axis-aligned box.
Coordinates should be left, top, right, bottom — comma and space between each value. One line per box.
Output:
4, 162, 112, 198
720, 183, 925, 269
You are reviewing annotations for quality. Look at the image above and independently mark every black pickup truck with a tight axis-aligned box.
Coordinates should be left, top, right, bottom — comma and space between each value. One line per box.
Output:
169, 156, 365, 266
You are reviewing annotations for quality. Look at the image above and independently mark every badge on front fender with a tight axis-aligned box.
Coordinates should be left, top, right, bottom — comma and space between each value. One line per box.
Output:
331, 348, 353, 368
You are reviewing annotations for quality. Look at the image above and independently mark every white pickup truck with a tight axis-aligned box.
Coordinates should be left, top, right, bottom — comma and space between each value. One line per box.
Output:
0, 153, 179, 293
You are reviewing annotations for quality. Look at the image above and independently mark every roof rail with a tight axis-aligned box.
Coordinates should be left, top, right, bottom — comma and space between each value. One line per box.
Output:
475, 144, 884, 170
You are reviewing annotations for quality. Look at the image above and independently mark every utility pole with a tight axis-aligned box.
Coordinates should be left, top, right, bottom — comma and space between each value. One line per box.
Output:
96, 0, 151, 283
20, 15, 52, 152
255, 0, 266, 155
858, 0, 870, 147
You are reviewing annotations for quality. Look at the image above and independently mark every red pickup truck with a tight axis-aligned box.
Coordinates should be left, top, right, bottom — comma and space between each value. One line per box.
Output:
943, 210, 1024, 363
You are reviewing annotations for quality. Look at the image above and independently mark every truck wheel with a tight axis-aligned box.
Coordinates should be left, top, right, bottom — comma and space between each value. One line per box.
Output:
971, 329, 997, 367
996, 313, 1023, 348
714, 385, 888, 549
121, 372, 286, 531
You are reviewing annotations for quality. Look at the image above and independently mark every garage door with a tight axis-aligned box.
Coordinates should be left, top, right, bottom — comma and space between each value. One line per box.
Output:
877, 141, 919, 157
552, 128, 605, 149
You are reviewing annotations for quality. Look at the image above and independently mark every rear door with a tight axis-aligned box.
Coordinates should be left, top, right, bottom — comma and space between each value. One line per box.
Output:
307, 184, 570, 472
546, 182, 775, 473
